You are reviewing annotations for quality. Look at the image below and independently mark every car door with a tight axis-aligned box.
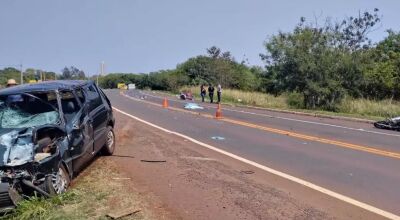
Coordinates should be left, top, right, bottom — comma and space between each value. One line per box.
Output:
65, 88, 95, 173
85, 84, 108, 152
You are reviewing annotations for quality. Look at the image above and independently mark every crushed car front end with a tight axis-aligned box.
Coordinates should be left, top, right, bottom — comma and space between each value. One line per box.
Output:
0, 90, 70, 211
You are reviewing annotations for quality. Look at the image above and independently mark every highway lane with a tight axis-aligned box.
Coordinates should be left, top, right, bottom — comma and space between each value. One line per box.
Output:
106, 89, 400, 217
131, 89, 400, 154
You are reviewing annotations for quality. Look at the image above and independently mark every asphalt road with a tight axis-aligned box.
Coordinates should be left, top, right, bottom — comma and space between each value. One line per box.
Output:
105, 89, 400, 218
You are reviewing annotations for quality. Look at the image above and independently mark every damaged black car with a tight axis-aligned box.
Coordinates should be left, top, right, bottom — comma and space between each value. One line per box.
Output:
374, 116, 400, 131
0, 80, 115, 211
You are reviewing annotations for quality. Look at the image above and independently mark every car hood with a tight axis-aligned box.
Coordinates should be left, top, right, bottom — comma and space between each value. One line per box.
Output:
0, 128, 34, 167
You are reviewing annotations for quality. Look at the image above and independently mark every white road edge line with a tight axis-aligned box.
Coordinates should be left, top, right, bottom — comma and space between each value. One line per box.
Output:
113, 106, 399, 220
136, 91, 400, 137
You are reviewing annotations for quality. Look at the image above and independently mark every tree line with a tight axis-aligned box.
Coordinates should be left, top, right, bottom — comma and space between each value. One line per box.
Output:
0, 66, 87, 87
100, 9, 400, 111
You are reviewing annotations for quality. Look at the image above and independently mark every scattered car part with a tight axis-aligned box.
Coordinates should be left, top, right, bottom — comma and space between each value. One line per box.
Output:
106, 208, 141, 219
184, 103, 204, 110
374, 116, 400, 131
180, 91, 194, 100
140, 159, 166, 163
211, 136, 225, 140
240, 170, 255, 174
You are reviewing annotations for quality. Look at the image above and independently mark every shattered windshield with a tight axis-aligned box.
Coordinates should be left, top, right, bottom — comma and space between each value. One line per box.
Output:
0, 92, 60, 129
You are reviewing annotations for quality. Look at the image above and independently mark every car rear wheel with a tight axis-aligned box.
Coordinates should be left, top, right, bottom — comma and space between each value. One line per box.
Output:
44, 164, 70, 195
101, 126, 115, 156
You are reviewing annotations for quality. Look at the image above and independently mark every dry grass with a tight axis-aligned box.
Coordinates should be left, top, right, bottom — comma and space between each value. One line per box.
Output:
178, 86, 400, 120
2, 158, 150, 220
181, 86, 288, 109
338, 98, 400, 119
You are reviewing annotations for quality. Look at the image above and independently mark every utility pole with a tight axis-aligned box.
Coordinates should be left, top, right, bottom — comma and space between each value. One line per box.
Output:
97, 61, 104, 85
20, 64, 23, 84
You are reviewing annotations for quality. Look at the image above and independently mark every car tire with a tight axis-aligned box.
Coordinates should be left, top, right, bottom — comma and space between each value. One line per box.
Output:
44, 163, 70, 196
101, 126, 115, 156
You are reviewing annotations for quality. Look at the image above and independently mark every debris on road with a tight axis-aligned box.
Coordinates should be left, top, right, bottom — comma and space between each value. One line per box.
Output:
106, 208, 141, 219
112, 177, 131, 180
181, 156, 216, 161
140, 159, 167, 163
240, 170, 255, 174
374, 116, 400, 131
211, 136, 225, 140
184, 103, 204, 110
180, 91, 194, 100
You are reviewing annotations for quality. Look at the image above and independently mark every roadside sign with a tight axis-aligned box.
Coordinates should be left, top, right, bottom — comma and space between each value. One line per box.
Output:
128, 84, 136, 90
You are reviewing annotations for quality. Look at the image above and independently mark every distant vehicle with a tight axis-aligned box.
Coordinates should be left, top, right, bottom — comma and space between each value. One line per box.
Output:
128, 84, 136, 90
117, 83, 127, 90
0, 80, 115, 211
374, 116, 400, 131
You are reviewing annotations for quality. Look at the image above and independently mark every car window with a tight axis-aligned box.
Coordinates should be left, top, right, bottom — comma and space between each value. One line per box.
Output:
85, 85, 103, 112
0, 92, 60, 128
97, 87, 111, 109
75, 88, 86, 104
60, 91, 80, 123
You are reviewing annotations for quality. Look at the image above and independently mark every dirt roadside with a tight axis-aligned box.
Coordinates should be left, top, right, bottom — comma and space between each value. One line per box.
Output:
108, 112, 383, 220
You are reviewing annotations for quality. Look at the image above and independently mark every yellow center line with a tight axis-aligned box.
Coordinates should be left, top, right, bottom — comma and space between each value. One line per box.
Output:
119, 91, 400, 160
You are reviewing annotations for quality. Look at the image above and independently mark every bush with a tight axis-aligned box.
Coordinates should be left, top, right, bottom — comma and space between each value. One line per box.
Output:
286, 92, 304, 109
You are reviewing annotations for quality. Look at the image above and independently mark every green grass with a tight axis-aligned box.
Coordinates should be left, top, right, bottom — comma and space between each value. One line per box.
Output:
167, 86, 400, 120
0, 158, 147, 220
0, 192, 79, 220
338, 98, 400, 119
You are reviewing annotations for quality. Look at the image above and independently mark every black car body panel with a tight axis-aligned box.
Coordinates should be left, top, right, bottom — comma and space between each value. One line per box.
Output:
0, 80, 114, 210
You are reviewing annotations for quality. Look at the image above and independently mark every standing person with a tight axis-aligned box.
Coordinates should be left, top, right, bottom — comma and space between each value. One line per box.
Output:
208, 84, 214, 103
6, 79, 18, 87
217, 84, 222, 103
200, 84, 206, 102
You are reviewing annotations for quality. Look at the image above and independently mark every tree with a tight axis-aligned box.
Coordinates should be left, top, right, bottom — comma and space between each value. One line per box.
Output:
362, 30, 400, 99
207, 46, 221, 59
0, 67, 20, 86
60, 66, 86, 80
260, 9, 382, 109
176, 47, 258, 90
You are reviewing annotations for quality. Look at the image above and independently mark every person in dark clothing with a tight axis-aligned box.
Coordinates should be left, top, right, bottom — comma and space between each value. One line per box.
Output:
208, 85, 215, 103
200, 84, 206, 102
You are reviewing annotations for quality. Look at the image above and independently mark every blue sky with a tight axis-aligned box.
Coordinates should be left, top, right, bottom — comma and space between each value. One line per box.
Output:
0, 0, 399, 75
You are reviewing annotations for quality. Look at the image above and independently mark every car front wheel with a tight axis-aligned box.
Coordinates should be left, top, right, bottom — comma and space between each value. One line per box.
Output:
44, 164, 70, 195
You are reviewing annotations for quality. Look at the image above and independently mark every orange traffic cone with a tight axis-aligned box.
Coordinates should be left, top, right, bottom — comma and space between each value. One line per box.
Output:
215, 103, 223, 119
162, 97, 169, 108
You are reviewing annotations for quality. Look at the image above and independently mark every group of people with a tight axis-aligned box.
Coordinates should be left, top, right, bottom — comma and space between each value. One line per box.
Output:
200, 84, 222, 103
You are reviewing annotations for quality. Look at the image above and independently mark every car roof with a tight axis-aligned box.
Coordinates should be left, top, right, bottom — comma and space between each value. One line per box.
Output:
0, 80, 92, 95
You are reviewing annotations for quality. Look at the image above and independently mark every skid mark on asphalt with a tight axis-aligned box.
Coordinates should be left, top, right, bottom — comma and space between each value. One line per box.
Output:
120, 92, 400, 160
112, 107, 400, 220
138, 90, 400, 138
